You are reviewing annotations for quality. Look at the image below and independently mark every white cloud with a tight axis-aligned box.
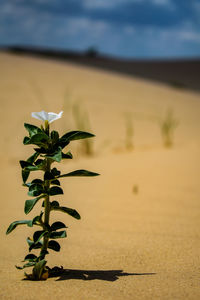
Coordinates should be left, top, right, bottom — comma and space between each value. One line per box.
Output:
56, 17, 110, 38
0, 1, 34, 17
83, 0, 135, 9
151, 0, 175, 11
124, 25, 136, 35
193, 1, 200, 11
0, 0, 199, 57
83, 0, 175, 9
151, 0, 172, 6
179, 31, 200, 43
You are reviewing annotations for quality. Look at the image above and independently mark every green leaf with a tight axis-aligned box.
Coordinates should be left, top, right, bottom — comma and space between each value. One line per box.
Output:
28, 183, 44, 197
34, 147, 47, 154
50, 221, 67, 231
22, 160, 46, 172
66, 131, 95, 141
33, 230, 47, 244
50, 201, 59, 208
6, 213, 44, 234
23, 182, 31, 188
51, 179, 60, 186
35, 159, 47, 170
28, 238, 43, 251
24, 195, 44, 215
49, 186, 63, 196
27, 152, 40, 164
59, 131, 95, 148
31, 179, 43, 185
29, 243, 42, 251
59, 169, 100, 178
16, 261, 36, 270
32, 259, 47, 280
50, 230, 67, 239
24, 123, 43, 137
48, 240, 60, 252
51, 130, 59, 143
51, 168, 60, 177
23, 165, 39, 171
27, 237, 34, 247
62, 151, 73, 159
22, 169, 30, 183
29, 212, 43, 227
46, 147, 62, 163
20, 160, 43, 172
19, 160, 33, 169
6, 220, 33, 234
44, 171, 55, 181
35, 159, 44, 165
24, 254, 37, 262
24, 133, 49, 147
23, 136, 30, 145
53, 206, 81, 220
31, 133, 49, 144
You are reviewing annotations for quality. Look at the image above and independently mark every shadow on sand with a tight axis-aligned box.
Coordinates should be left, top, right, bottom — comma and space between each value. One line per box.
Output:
48, 268, 156, 281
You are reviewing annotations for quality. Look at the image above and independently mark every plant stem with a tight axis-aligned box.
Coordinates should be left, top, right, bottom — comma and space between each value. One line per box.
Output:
40, 158, 51, 260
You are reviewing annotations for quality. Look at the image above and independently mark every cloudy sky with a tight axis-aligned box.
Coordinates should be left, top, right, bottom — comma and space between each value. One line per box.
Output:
0, 0, 200, 58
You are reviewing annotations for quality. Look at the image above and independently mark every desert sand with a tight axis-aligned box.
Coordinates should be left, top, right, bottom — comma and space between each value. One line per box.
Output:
0, 52, 200, 299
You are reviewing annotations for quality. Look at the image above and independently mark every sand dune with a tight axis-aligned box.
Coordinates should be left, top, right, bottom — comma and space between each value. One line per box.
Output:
0, 52, 200, 299
5, 47, 200, 91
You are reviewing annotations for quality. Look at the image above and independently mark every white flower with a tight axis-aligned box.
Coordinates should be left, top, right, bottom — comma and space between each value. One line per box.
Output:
31, 110, 63, 123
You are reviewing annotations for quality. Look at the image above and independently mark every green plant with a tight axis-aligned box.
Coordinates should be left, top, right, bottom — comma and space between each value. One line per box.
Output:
124, 112, 134, 151
160, 109, 178, 148
6, 110, 99, 280
72, 102, 94, 156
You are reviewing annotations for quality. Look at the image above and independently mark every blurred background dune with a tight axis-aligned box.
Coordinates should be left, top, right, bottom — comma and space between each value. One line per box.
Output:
0, 51, 200, 299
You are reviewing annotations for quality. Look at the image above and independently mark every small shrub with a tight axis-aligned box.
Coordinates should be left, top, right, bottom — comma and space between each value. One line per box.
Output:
124, 112, 134, 151
160, 109, 178, 148
72, 102, 94, 156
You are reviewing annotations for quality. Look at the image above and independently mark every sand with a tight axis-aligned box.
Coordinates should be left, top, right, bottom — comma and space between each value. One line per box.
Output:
0, 52, 200, 299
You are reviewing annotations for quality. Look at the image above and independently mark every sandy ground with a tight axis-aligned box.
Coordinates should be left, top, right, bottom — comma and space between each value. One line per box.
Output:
0, 52, 200, 299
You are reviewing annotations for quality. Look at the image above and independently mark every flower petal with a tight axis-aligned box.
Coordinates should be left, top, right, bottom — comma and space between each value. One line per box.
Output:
47, 111, 63, 123
31, 111, 45, 121
41, 111, 48, 121
31, 111, 63, 123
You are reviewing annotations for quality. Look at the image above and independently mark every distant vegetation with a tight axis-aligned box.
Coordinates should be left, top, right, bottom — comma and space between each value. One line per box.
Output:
72, 101, 94, 156
160, 109, 178, 148
168, 80, 187, 90
85, 47, 99, 58
124, 112, 134, 151
61, 91, 94, 157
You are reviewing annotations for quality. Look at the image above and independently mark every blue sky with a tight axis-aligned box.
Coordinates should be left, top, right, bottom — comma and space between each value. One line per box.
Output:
0, 0, 200, 58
